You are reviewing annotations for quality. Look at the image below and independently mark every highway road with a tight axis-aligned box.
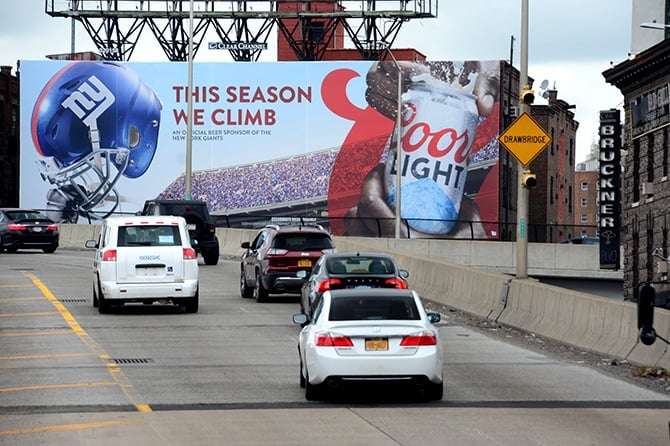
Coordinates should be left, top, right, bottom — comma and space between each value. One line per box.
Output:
1, 249, 669, 445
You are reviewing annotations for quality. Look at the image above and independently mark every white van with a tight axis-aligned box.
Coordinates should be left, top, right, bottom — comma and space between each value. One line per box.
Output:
86, 216, 199, 313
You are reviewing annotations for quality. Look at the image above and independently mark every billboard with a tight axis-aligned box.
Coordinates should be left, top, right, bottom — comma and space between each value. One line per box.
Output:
20, 60, 501, 238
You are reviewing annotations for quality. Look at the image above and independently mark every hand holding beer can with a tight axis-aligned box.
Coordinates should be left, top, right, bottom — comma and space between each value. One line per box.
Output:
384, 76, 480, 234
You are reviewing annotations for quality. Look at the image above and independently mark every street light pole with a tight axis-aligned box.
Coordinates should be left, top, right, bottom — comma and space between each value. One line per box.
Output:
516, 0, 530, 278
377, 42, 403, 239
185, 0, 194, 200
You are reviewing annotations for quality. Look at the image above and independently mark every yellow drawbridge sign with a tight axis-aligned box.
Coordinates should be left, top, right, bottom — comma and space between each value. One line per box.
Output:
498, 112, 552, 166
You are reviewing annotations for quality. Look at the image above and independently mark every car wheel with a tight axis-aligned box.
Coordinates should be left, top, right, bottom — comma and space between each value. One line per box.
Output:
254, 270, 269, 303
6, 246, 17, 253
299, 351, 306, 388
184, 288, 199, 313
424, 380, 443, 401
203, 245, 219, 265
97, 280, 110, 314
92, 284, 99, 308
305, 372, 325, 401
42, 246, 57, 254
240, 270, 253, 298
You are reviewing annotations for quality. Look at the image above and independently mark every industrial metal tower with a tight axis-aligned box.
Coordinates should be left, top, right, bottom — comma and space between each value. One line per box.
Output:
45, 0, 437, 61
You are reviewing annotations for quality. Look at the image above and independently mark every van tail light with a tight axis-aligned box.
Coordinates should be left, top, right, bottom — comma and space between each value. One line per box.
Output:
384, 278, 408, 289
317, 278, 342, 293
314, 332, 354, 347
102, 250, 117, 261
400, 331, 438, 346
183, 248, 197, 260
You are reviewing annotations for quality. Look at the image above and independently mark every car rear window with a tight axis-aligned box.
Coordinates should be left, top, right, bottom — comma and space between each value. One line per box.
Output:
118, 225, 182, 247
327, 257, 394, 274
328, 296, 420, 321
272, 234, 334, 251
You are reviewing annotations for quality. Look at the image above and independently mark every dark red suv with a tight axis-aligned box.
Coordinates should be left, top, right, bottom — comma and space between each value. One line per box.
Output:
240, 224, 336, 302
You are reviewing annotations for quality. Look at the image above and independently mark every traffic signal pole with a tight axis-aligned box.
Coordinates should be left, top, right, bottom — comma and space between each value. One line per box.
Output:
517, 0, 530, 279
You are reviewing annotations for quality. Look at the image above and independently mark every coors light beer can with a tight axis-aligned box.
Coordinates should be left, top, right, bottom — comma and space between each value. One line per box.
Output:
384, 77, 479, 234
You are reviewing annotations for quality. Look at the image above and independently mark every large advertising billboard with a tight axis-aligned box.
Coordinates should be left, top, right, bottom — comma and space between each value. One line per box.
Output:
20, 60, 501, 238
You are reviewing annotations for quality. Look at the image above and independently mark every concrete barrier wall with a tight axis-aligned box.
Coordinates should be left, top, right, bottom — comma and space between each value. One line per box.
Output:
59, 225, 668, 368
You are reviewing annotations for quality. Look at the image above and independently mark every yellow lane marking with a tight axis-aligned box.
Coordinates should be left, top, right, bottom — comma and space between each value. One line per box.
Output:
0, 419, 145, 436
23, 273, 152, 412
0, 329, 74, 337
0, 352, 93, 360
0, 381, 117, 393
0, 312, 60, 317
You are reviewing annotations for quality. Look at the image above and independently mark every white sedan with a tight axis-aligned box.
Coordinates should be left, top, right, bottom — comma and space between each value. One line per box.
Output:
292, 288, 443, 401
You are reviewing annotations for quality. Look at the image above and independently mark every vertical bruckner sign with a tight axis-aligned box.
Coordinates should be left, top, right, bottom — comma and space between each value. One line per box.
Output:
598, 109, 622, 270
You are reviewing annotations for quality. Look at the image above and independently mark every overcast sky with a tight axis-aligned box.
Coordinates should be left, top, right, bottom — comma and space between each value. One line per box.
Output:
1, 0, 635, 162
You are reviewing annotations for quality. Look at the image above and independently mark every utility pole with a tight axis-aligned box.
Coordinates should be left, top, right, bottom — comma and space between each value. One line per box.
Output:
516, 0, 530, 278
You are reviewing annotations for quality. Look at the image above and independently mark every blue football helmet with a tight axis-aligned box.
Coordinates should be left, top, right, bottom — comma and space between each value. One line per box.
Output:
31, 61, 162, 220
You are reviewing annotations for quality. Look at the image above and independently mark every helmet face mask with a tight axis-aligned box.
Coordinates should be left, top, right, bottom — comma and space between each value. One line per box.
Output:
31, 61, 162, 221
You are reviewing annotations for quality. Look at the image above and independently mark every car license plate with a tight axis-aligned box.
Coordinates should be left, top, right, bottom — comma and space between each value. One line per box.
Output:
32, 227, 42, 232
297, 259, 312, 267
365, 338, 388, 351
187, 223, 196, 231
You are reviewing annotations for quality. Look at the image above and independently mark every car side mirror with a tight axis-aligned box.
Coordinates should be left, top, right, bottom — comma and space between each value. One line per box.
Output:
292, 313, 308, 326
241, 241, 250, 249
638, 284, 656, 345
427, 312, 441, 324
85, 240, 98, 249
399, 269, 409, 279
296, 270, 307, 279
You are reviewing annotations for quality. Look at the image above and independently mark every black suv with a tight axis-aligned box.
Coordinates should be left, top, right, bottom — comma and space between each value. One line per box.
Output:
240, 224, 336, 302
141, 199, 220, 265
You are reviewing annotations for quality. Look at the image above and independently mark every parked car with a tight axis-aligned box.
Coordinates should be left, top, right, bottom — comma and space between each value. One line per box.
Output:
292, 288, 443, 401
140, 199, 220, 265
0, 208, 59, 253
85, 216, 199, 314
299, 252, 409, 318
240, 224, 336, 302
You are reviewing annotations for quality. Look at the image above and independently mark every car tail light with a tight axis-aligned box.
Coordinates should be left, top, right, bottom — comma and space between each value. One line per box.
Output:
317, 278, 341, 293
183, 248, 197, 260
314, 332, 354, 347
102, 250, 117, 261
267, 248, 288, 255
7, 223, 26, 231
400, 331, 438, 346
208, 224, 216, 234
384, 278, 408, 289
46, 224, 59, 232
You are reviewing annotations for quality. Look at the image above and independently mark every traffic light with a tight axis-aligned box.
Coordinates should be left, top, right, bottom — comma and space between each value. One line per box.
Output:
520, 86, 535, 105
521, 170, 537, 189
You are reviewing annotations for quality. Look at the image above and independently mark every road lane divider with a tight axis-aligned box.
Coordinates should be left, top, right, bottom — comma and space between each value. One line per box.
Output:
23, 272, 152, 413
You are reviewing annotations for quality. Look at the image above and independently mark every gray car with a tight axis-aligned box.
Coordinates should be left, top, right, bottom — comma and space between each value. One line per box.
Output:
299, 252, 409, 318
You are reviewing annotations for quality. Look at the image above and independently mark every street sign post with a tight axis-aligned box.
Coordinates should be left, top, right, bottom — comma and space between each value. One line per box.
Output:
498, 112, 552, 166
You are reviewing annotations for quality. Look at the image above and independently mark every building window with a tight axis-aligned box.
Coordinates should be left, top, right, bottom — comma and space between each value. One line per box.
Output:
581, 214, 588, 223
580, 198, 588, 206
580, 182, 588, 190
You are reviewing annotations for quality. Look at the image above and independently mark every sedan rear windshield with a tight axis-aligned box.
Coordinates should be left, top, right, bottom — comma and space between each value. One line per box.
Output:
327, 257, 395, 274
118, 225, 182, 247
329, 296, 420, 321
272, 234, 334, 251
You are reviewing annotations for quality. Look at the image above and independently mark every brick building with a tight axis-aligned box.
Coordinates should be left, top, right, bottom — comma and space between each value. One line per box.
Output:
603, 37, 670, 300
0, 65, 18, 207
573, 157, 600, 238
524, 90, 579, 242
